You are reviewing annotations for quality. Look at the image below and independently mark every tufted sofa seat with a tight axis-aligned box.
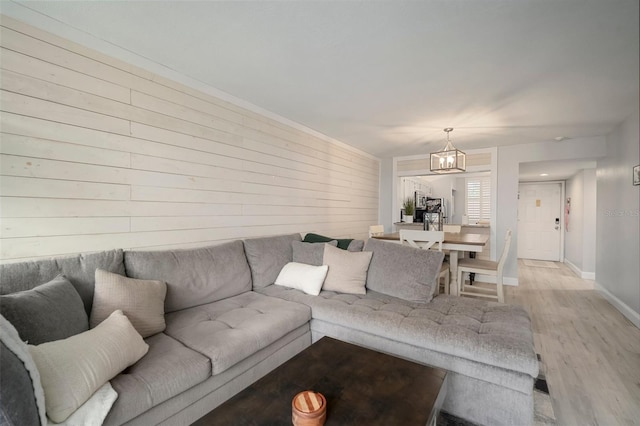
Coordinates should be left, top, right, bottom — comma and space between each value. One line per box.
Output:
257, 285, 537, 390
164, 291, 310, 375
105, 332, 211, 425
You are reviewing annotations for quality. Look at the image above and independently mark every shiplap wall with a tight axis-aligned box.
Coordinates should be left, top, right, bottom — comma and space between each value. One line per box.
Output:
0, 16, 379, 262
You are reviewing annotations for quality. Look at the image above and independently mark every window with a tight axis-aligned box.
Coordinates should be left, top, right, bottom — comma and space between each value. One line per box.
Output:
466, 177, 491, 222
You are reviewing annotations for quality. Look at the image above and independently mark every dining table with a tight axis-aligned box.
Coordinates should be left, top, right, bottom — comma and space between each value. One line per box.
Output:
371, 232, 490, 296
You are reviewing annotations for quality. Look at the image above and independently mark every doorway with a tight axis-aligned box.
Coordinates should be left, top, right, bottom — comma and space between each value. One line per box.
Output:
517, 182, 563, 261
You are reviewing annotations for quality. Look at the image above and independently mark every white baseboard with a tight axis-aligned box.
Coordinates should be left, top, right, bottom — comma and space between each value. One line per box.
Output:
564, 258, 596, 280
595, 282, 640, 329
473, 274, 518, 286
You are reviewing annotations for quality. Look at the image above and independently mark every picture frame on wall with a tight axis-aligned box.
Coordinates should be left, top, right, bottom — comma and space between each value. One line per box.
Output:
634, 165, 640, 186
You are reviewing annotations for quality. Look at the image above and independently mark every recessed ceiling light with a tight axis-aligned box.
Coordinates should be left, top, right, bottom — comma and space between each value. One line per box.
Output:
554, 136, 569, 141
540, 173, 549, 177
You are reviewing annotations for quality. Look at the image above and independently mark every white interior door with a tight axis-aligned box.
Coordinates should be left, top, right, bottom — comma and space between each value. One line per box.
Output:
518, 183, 562, 261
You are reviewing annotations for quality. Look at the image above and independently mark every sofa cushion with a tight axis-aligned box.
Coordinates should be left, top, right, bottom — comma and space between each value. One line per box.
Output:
29, 310, 148, 423
164, 292, 311, 375
0, 314, 46, 426
105, 332, 211, 425
124, 241, 252, 313
1, 341, 41, 426
364, 238, 444, 303
0, 275, 88, 345
243, 234, 302, 288
257, 286, 539, 379
0, 250, 125, 314
292, 240, 337, 266
322, 244, 372, 295
347, 239, 365, 252
91, 269, 166, 338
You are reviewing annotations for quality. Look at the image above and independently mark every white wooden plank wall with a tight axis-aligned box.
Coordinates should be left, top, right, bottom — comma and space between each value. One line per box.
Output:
0, 16, 380, 262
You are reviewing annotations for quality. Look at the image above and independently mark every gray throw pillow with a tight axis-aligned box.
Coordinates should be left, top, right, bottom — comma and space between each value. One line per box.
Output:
363, 238, 444, 303
243, 234, 302, 288
292, 240, 338, 266
0, 275, 88, 345
347, 239, 365, 252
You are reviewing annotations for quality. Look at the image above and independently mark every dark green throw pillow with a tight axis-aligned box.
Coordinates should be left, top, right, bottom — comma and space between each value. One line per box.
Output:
303, 233, 353, 250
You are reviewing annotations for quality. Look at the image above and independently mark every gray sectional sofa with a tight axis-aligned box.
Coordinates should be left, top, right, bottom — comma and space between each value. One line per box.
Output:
0, 233, 538, 426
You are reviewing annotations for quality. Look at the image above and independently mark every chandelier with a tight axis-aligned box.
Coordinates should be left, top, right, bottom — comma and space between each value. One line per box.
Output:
429, 128, 466, 174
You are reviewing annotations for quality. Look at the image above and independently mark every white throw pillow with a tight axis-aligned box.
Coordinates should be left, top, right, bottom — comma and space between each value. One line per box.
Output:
91, 269, 166, 338
29, 310, 149, 423
322, 243, 373, 295
274, 262, 329, 296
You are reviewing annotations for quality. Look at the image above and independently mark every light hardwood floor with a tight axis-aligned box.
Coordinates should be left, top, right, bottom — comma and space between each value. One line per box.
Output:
504, 260, 640, 426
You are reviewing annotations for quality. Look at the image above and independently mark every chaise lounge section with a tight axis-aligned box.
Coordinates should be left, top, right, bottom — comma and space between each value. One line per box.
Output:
254, 235, 538, 426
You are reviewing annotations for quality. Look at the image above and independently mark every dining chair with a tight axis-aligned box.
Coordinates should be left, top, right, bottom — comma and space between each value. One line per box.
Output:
399, 230, 450, 295
368, 225, 385, 238
399, 230, 444, 250
457, 229, 512, 303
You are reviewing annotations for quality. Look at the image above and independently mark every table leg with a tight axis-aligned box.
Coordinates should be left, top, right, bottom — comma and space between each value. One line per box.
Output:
448, 250, 459, 296
468, 252, 475, 285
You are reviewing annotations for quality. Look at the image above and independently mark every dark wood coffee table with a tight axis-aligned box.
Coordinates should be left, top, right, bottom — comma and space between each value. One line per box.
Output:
192, 337, 448, 425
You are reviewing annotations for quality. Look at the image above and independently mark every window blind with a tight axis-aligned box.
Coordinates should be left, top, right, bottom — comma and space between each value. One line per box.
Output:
466, 177, 491, 222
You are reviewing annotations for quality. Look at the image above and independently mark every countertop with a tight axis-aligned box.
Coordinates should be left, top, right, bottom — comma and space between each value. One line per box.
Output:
374, 232, 489, 246
393, 222, 490, 228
